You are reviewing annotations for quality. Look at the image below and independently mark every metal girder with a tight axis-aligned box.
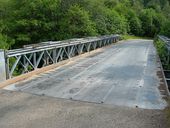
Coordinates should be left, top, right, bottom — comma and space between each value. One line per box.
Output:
22, 53, 34, 73
158, 35, 170, 66
4, 35, 120, 78
36, 51, 44, 68
9, 56, 21, 78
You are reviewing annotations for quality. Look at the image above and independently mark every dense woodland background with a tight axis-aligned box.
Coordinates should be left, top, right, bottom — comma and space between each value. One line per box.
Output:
0, 0, 170, 49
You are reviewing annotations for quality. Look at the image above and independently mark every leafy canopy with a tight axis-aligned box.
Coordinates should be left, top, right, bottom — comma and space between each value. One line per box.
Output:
0, 0, 170, 49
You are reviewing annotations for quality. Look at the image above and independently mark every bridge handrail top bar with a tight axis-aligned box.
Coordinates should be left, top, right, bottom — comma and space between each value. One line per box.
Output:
158, 35, 170, 47
9, 35, 118, 51
7, 35, 120, 57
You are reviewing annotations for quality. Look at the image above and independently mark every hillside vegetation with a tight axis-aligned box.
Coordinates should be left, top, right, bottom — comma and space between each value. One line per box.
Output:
0, 0, 170, 49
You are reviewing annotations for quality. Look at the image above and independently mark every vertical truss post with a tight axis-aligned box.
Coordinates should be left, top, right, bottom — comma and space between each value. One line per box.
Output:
65, 46, 70, 59
104, 40, 107, 46
56, 48, 62, 62
43, 51, 47, 66
68, 46, 74, 58
60, 49, 64, 61
110, 39, 112, 44
33, 53, 37, 69
87, 43, 91, 52
99, 41, 102, 48
80, 44, 84, 54
167, 50, 170, 66
0, 50, 7, 82
22, 54, 27, 74
6, 57, 10, 80
53, 49, 57, 63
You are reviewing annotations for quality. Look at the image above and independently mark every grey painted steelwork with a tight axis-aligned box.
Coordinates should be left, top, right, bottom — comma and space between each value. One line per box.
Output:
158, 35, 170, 91
2, 35, 120, 79
0, 50, 6, 82
158, 35, 170, 64
5, 40, 167, 109
158, 35, 170, 47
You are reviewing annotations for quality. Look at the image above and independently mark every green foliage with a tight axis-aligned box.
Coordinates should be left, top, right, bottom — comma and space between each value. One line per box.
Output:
105, 9, 128, 34
10, 0, 61, 47
59, 5, 97, 38
0, 20, 14, 49
122, 35, 151, 40
104, 0, 119, 8
154, 39, 170, 69
139, 9, 166, 37
155, 39, 167, 59
126, 10, 142, 36
0, 0, 170, 49
0, 34, 14, 49
160, 21, 170, 37
84, 0, 110, 35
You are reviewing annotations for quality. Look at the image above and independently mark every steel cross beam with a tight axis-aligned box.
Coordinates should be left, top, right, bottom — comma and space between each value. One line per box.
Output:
2, 35, 120, 79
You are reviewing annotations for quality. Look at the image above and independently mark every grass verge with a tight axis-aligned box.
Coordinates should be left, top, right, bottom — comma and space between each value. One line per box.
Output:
122, 35, 152, 40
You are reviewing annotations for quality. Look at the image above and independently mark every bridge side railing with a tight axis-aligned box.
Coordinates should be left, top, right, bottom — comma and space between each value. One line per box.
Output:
0, 35, 120, 82
157, 35, 170, 92
158, 35, 170, 48
158, 35, 170, 65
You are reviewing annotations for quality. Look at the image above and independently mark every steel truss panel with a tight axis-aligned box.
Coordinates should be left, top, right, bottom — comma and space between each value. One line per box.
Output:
4, 35, 120, 78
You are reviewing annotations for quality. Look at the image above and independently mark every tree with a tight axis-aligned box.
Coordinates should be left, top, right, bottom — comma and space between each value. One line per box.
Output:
1, 0, 170, 49
59, 5, 97, 38
82, 0, 109, 35
0, 33, 14, 49
160, 21, 170, 37
10, 0, 61, 47
0, 0, 14, 49
140, 9, 156, 37
105, 9, 128, 34
104, 0, 119, 9
123, 9, 142, 36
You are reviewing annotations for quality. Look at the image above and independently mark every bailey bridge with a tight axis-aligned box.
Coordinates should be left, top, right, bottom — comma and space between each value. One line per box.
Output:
0, 35, 170, 128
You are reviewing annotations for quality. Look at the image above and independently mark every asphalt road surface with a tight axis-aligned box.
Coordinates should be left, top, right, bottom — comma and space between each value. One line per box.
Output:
1, 39, 169, 128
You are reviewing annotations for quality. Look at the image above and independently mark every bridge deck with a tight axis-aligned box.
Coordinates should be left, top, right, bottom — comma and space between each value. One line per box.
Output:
4, 40, 168, 109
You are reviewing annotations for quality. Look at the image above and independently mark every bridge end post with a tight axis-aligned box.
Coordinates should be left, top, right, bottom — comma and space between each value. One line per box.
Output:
0, 49, 7, 83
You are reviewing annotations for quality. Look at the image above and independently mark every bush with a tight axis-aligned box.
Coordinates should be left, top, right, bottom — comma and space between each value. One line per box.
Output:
105, 9, 128, 34
1, 0, 170, 49
154, 38, 170, 69
0, 34, 14, 49
160, 21, 170, 38
59, 5, 97, 38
